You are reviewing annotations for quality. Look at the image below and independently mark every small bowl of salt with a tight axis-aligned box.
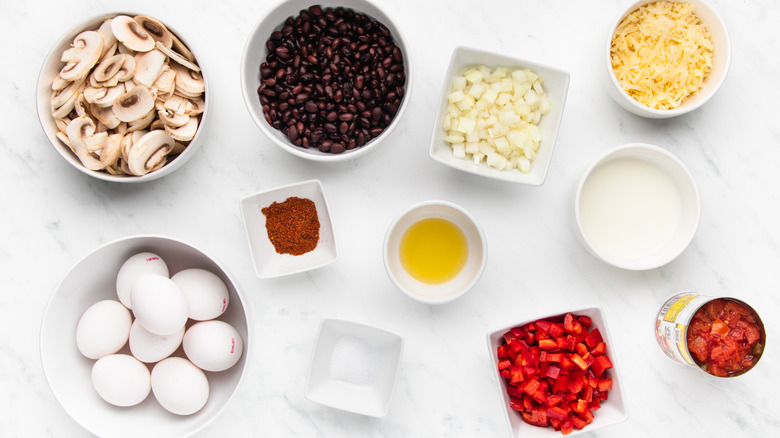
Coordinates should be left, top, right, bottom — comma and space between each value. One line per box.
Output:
304, 319, 404, 417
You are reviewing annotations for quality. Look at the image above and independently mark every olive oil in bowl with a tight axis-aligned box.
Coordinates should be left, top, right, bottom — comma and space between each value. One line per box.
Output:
399, 217, 468, 284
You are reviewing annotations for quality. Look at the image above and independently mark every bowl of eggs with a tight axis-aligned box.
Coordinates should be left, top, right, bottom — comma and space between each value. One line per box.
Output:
40, 235, 249, 438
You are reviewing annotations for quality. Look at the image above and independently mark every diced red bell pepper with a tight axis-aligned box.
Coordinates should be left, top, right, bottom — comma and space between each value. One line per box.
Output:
564, 313, 583, 335
521, 408, 548, 427
547, 405, 568, 421
548, 323, 565, 339
571, 398, 587, 414
571, 354, 588, 372
510, 366, 525, 385
583, 385, 593, 403
531, 388, 548, 404
571, 415, 588, 430
582, 409, 594, 423
591, 355, 613, 377
597, 378, 613, 392
546, 393, 563, 407
554, 373, 569, 394
576, 342, 589, 356
535, 319, 553, 333
543, 365, 561, 380
507, 385, 522, 398
591, 342, 607, 356
585, 328, 603, 348
577, 315, 592, 328
545, 352, 563, 363
522, 378, 541, 395
560, 419, 574, 435
497, 344, 508, 359
498, 359, 511, 371
509, 396, 524, 411
539, 339, 558, 350
500, 369, 510, 379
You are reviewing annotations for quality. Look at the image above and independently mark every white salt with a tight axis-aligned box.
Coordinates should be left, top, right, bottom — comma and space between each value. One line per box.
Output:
330, 335, 380, 385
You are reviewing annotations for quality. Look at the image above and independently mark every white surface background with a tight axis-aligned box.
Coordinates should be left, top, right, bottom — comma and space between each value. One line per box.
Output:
2, 0, 779, 436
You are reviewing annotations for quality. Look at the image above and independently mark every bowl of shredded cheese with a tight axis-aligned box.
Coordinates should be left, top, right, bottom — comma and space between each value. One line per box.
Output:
606, 0, 730, 118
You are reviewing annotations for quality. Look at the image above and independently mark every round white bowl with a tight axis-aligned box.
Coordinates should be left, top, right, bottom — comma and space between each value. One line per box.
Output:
240, 0, 412, 162
575, 144, 700, 270
40, 235, 249, 438
605, 0, 730, 118
383, 200, 487, 304
37, 13, 210, 182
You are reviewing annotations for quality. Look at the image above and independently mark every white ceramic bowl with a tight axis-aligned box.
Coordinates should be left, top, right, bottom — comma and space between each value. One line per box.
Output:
430, 46, 570, 185
575, 143, 700, 270
40, 235, 249, 438
240, 179, 337, 278
37, 12, 210, 182
383, 200, 487, 304
240, 0, 412, 162
605, 0, 730, 118
305, 318, 404, 417
487, 305, 628, 438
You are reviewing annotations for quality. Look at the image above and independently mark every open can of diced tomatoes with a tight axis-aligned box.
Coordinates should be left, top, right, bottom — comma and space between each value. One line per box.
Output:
655, 292, 766, 377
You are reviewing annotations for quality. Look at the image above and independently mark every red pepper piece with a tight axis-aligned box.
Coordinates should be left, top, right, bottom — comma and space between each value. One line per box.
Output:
560, 419, 574, 435
509, 396, 524, 411
591, 355, 613, 376
564, 313, 583, 335
535, 319, 553, 333
510, 366, 525, 385
539, 339, 558, 350
522, 378, 541, 395
498, 359, 511, 371
543, 365, 561, 380
497, 344, 508, 359
585, 328, 603, 347
548, 323, 565, 339
591, 342, 607, 356
571, 415, 588, 430
597, 378, 613, 392
500, 369, 511, 379
547, 405, 568, 421
546, 393, 563, 407
571, 354, 588, 372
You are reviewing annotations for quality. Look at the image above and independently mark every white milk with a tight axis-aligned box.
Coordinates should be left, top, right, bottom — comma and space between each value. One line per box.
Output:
579, 157, 682, 259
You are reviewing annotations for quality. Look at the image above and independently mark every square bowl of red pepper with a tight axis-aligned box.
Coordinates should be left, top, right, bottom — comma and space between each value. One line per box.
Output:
240, 179, 338, 278
487, 305, 628, 437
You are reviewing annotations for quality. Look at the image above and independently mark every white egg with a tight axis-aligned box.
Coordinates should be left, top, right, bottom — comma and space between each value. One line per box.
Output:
183, 320, 243, 372
131, 274, 188, 336
76, 300, 132, 360
116, 252, 169, 309
92, 354, 151, 407
151, 357, 209, 415
171, 269, 229, 321
128, 320, 184, 363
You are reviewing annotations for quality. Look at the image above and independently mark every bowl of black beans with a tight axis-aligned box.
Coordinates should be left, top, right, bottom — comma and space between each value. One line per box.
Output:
241, 0, 412, 161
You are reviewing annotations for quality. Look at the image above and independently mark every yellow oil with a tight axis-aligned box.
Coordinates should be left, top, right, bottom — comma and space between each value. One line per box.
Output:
399, 217, 468, 284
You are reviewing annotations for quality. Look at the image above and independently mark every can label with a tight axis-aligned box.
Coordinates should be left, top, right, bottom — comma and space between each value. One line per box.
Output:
655, 292, 712, 366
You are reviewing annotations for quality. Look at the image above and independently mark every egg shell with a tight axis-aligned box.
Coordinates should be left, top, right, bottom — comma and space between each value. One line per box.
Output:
128, 320, 184, 363
183, 320, 243, 372
91, 354, 151, 407
116, 252, 169, 309
76, 300, 132, 360
151, 357, 209, 415
131, 274, 188, 336
171, 268, 229, 321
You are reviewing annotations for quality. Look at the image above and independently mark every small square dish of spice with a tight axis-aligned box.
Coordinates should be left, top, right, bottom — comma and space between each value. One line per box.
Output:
240, 179, 337, 278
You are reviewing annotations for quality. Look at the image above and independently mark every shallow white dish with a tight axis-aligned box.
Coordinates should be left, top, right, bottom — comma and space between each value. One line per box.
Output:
305, 319, 404, 417
383, 200, 487, 304
486, 305, 628, 438
240, 0, 413, 162
429, 46, 570, 185
575, 143, 700, 270
40, 235, 249, 438
36, 12, 209, 182
605, 0, 730, 118
240, 179, 337, 278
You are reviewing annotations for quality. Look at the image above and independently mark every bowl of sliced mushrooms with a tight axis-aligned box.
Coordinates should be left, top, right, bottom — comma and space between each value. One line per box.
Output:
37, 13, 208, 182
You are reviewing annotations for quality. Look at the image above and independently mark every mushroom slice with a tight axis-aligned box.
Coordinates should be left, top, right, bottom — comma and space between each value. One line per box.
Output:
100, 133, 124, 167
127, 109, 156, 132
51, 78, 85, 111
111, 15, 155, 52
134, 16, 173, 48
127, 130, 174, 175
170, 33, 196, 62
150, 119, 165, 130
60, 31, 104, 81
164, 117, 198, 142
155, 41, 200, 72
134, 49, 167, 87
85, 131, 108, 154
171, 141, 187, 155
115, 54, 136, 82
113, 85, 155, 123
51, 74, 70, 91
65, 116, 104, 170
184, 97, 205, 116
56, 131, 74, 152
113, 121, 128, 135
97, 19, 118, 56
90, 103, 121, 129
55, 117, 70, 134
152, 66, 176, 96
162, 94, 188, 113
86, 84, 125, 107
74, 94, 89, 117
158, 108, 189, 128
93, 54, 125, 82
172, 63, 205, 96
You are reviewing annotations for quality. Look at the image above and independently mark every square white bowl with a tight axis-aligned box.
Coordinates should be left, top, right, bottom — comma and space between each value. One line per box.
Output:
240, 179, 337, 278
486, 305, 628, 437
305, 319, 404, 417
430, 46, 570, 185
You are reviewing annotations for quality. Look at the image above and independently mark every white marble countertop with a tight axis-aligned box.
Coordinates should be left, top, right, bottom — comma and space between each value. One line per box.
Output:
2, 0, 779, 436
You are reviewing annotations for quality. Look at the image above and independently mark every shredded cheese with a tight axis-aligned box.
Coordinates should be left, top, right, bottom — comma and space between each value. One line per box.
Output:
611, 1, 713, 110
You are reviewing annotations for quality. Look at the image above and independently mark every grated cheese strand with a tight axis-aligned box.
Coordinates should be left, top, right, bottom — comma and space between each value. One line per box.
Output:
611, 1, 713, 110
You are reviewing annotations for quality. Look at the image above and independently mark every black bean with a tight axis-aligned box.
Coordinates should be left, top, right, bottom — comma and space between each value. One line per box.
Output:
287, 125, 299, 141
305, 101, 318, 113
331, 142, 346, 154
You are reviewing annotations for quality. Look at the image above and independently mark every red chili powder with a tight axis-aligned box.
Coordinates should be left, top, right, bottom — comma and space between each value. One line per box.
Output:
261, 197, 320, 256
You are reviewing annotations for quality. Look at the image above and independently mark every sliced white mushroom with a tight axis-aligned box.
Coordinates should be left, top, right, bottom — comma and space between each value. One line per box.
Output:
150, 119, 165, 130
97, 19, 118, 55
184, 97, 205, 116
100, 133, 124, 167
85, 131, 108, 154
111, 15, 155, 52
51, 74, 70, 91
123, 79, 137, 92
171, 141, 187, 155
113, 85, 155, 123
127, 130, 174, 175
134, 16, 173, 48
65, 116, 104, 170
85, 84, 125, 107
117, 42, 134, 56
90, 103, 121, 129
115, 54, 136, 82
92, 54, 125, 82
98, 41, 118, 65
51, 80, 85, 118
164, 116, 198, 142
127, 109, 156, 132
151, 66, 176, 96
161, 94, 188, 113
55, 117, 70, 134
133, 49, 167, 87
114, 121, 128, 135
155, 41, 199, 72
59, 31, 104, 81
120, 131, 133, 161
74, 94, 89, 117
172, 63, 204, 96
170, 33, 196, 62
119, 158, 132, 175
158, 108, 189, 128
